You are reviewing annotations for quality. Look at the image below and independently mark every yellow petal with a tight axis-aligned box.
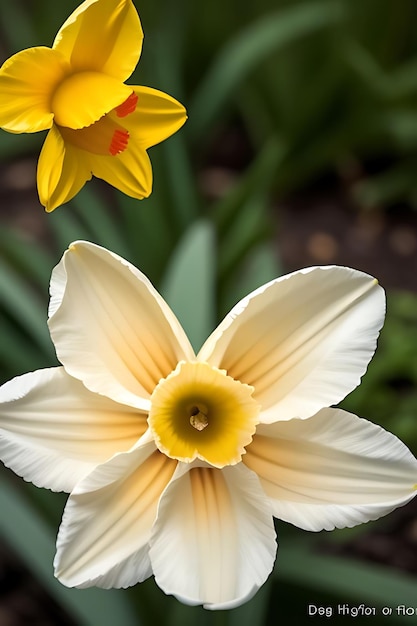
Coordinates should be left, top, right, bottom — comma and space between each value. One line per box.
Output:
52, 71, 132, 129
0, 47, 69, 133
133, 86, 187, 149
86, 88, 188, 197
90, 133, 153, 200
148, 361, 260, 468
53, 0, 143, 81
37, 126, 92, 212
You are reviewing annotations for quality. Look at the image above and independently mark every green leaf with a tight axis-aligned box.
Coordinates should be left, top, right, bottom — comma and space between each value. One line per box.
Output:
157, 135, 201, 231
161, 220, 216, 352
70, 186, 131, 258
218, 194, 267, 279
353, 161, 417, 208
221, 243, 281, 317
0, 261, 53, 359
0, 2, 38, 51
188, 1, 345, 142
342, 39, 390, 98
212, 137, 285, 233
47, 209, 92, 253
378, 110, 417, 148
0, 132, 42, 160
167, 602, 226, 626
118, 191, 177, 285
343, 39, 417, 100
0, 312, 51, 380
0, 472, 139, 626
0, 226, 53, 288
228, 579, 272, 626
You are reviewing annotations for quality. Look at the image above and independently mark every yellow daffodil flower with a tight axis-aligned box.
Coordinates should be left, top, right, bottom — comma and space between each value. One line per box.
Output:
1, 241, 417, 609
0, 0, 187, 211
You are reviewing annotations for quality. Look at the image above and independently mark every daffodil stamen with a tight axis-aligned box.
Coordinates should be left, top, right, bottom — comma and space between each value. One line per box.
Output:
109, 129, 129, 156
116, 92, 138, 118
148, 361, 260, 467
189, 405, 209, 431
59, 116, 129, 156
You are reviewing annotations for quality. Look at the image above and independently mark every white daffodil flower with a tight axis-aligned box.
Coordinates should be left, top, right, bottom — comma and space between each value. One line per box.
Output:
1, 241, 416, 610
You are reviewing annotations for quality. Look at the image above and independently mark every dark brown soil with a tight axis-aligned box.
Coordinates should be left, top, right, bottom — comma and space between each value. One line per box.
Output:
322, 496, 417, 576
276, 180, 417, 294
0, 541, 76, 626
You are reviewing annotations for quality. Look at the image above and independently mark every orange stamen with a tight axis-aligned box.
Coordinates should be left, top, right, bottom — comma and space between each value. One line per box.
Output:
115, 92, 138, 118
58, 114, 130, 157
110, 129, 129, 155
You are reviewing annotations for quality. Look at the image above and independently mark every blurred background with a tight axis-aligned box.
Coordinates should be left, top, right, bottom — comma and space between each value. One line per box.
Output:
1, 0, 417, 624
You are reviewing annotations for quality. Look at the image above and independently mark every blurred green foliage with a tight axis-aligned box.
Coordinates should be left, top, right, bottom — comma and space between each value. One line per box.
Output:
1, 0, 417, 624
342, 290, 417, 450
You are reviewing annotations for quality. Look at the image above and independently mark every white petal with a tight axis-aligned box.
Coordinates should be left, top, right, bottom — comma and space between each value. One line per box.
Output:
0, 367, 145, 492
199, 266, 385, 422
54, 442, 176, 588
149, 462, 277, 610
48, 241, 195, 409
244, 407, 417, 531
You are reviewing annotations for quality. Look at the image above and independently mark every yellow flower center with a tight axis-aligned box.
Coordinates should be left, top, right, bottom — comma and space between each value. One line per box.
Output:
50, 71, 138, 156
51, 71, 133, 128
148, 361, 260, 468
